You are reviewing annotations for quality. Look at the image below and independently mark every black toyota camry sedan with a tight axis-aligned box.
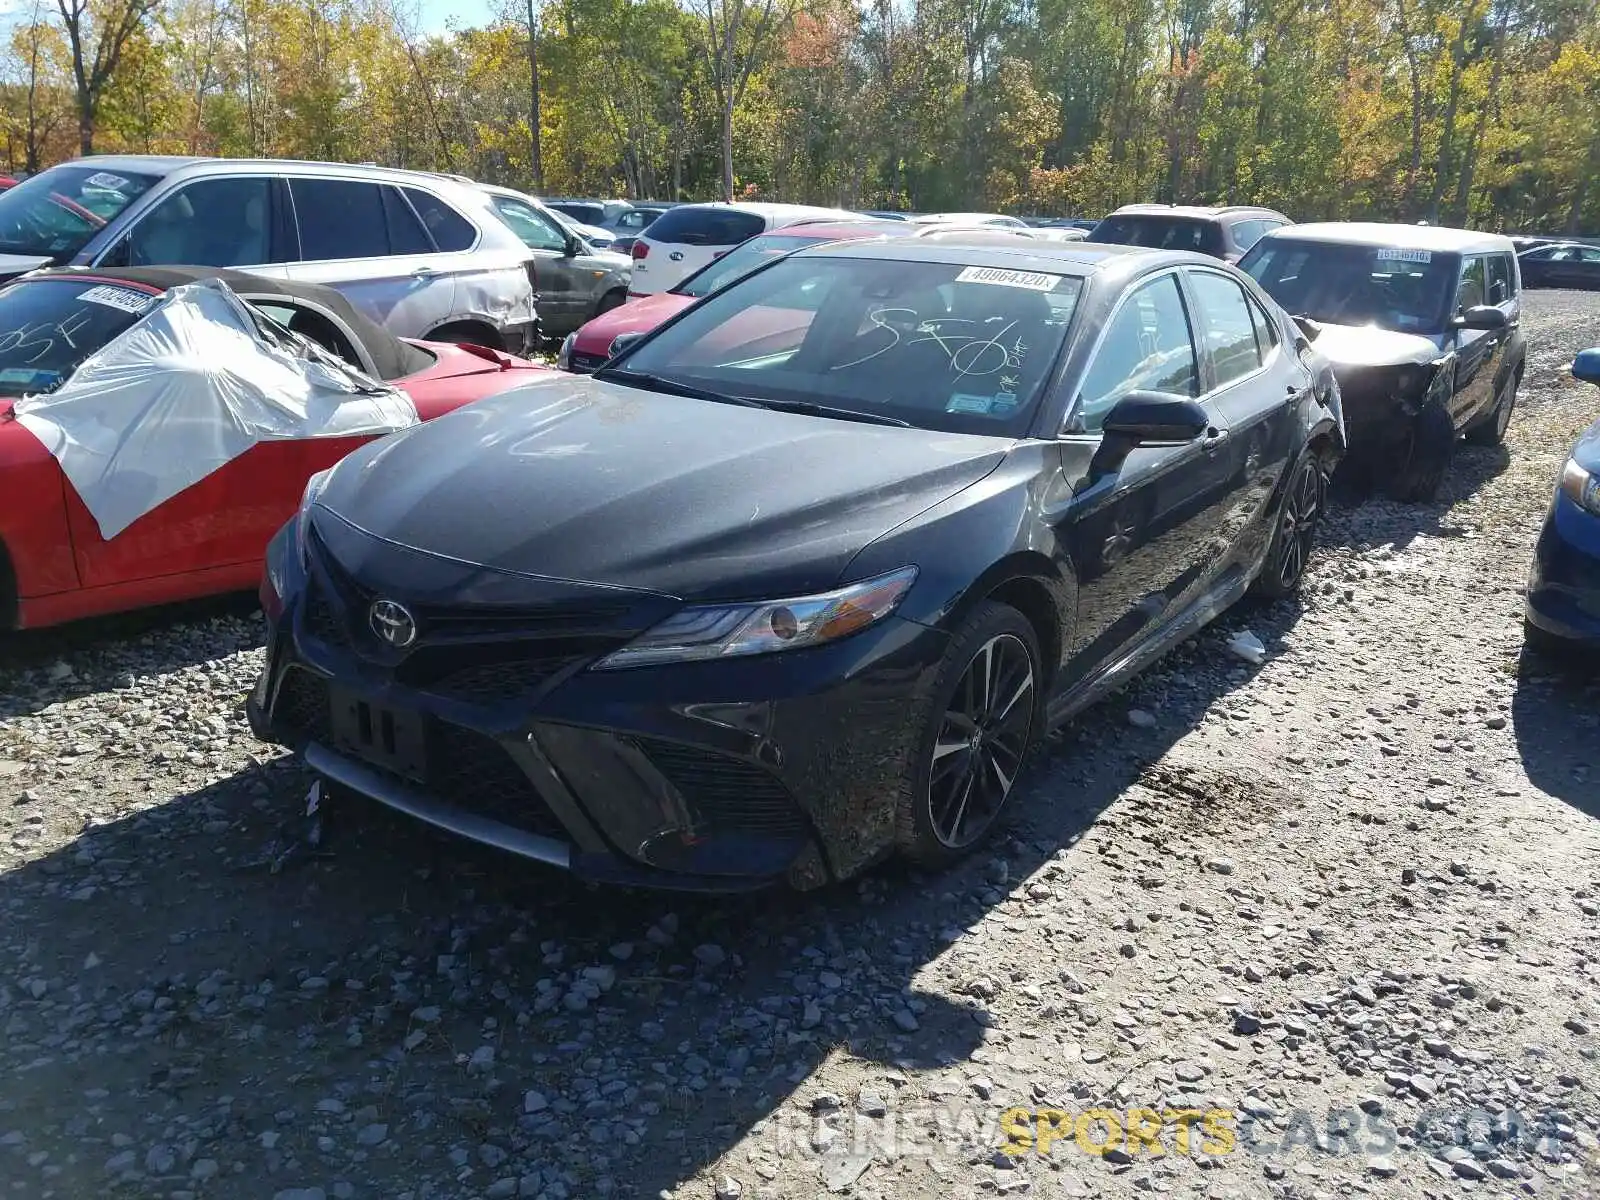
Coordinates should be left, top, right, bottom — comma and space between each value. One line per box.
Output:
249, 240, 1345, 892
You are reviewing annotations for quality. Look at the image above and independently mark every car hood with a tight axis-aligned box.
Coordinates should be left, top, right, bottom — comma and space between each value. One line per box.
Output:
1304, 322, 1445, 369
315, 373, 1010, 601
0, 253, 54, 282
572, 293, 693, 357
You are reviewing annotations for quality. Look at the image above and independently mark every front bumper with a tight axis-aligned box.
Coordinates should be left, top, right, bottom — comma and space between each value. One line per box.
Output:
249, 525, 947, 891
1525, 491, 1600, 645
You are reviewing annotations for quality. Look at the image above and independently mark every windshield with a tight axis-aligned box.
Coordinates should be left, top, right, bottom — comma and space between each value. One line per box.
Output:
673, 234, 833, 298
615, 255, 1083, 436
1091, 215, 1225, 256
1239, 239, 1457, 333
0, 276, 156, 396
0, 166, 160, 261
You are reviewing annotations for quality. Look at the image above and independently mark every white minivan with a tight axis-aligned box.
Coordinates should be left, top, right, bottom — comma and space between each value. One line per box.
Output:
627, 201, 855, 297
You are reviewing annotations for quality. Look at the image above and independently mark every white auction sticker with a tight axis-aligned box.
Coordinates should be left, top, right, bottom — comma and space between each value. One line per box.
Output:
1375, 248, 1432, 263
84, 171, 130, 190
955, 265, 1062, 291
78, 285, 153, 314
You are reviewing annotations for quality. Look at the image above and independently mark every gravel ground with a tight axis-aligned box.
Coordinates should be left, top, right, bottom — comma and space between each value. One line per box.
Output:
2, 292, 1599, 1200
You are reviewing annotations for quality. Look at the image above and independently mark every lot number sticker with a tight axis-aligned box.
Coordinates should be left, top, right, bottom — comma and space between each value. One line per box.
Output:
1375, 248, 1433, 263
84, 172, 130, 190
78, 285, 153, 314
955, 266, 1063, 291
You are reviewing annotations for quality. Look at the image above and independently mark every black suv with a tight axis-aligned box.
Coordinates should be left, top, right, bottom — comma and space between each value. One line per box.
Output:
1089, 204, 1292, 263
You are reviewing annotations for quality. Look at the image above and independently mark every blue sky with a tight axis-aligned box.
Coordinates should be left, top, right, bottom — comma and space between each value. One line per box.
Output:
416, 0, 499, 35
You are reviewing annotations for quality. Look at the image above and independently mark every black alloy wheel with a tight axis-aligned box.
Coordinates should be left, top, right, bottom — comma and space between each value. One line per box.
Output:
897, 602, 1042, 866
1254, 454, 1324, 599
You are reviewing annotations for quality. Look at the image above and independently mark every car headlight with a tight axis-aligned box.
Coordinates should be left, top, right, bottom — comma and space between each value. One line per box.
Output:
593, 566, 919, 670
1560, 458, 1600, 516
557, 332, 576, 371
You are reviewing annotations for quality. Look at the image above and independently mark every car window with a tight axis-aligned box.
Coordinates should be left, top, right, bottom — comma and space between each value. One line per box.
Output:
1581, 247, 1600, 263
402, 188, 477, 252
1072, 274, 1199, 433
0, 277, 157, 395
1485, 254, 1513, 305
127, 177, 272, 267
1247, 292, 1279, 355
1188, 270, 1263, 387
381, 188, 433, 255
249, 301, 365, 370
615, 256, 1084, 437
0, 166, 160, 261
490, 196, 567, 253
1232, 220, 1266, 251
1240, 239, 1457, 333
1091, 215, 1226, 257
644, 206, 766, 247
290, 179, 389, 261
1457, 256, 1487, 310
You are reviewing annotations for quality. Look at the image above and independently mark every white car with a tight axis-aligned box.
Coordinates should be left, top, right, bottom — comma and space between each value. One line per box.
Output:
909, 212, 1031, 230
627, 201, 855, 296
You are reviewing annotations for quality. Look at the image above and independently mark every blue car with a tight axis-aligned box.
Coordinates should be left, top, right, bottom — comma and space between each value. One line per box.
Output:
1525, 347, 1600, 650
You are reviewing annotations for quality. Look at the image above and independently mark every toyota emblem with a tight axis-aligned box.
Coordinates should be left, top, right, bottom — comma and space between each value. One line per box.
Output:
368, 599, 418, 648
668, 250, 684, 262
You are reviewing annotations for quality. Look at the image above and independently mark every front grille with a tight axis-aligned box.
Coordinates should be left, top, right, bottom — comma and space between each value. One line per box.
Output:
420, 655, 585, 702
273, 668, 563, 839
629, 736, 806, 838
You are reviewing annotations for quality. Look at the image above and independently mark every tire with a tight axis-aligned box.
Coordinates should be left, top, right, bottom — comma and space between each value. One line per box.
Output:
1466, 370, 1518, 447
595, 289, 627, 316
895, 602, 1042, 869
1386, 399, 1456, 503
1522, 618, 1571, 659
1252, 452, 1325, 599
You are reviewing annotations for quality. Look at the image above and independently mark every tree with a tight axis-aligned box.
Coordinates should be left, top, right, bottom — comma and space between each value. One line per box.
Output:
55, 0, 165, 154
693, 0, 791, 201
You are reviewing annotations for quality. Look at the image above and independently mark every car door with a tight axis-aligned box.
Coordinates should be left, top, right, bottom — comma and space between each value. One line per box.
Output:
280, 177, 467, 340
1448, 254, 1503, 428
486, 194, 582, 326
1184, 267, 1299, 562
1569, 246, 1600, 288
1052, 271, 1237, 683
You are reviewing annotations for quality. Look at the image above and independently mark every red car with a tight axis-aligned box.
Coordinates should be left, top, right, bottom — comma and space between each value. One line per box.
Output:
0, 266, 549, 631
556, 219, 923, 373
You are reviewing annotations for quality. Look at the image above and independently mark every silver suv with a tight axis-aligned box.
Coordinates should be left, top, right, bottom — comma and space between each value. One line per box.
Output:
474, 184, 632, 335
0, 156, 540, 354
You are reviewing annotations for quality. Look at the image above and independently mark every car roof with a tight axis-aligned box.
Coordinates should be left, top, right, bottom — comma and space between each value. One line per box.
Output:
1261, 221, 1514, 253
1108, 203, 1287, 220
665, 201, 854, 220
910, 212, 1020, 223
775, 219, 914, 239
794, 238, 1212, 281
26, 265, 420, 381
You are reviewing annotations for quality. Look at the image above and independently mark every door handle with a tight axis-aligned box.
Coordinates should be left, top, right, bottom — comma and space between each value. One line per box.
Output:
411, 266, 436, 279
1202, 426, 1230, 454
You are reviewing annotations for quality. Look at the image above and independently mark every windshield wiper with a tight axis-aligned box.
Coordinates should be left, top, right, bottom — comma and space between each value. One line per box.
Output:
754, 398, 911, 427
595, 367, 765, 408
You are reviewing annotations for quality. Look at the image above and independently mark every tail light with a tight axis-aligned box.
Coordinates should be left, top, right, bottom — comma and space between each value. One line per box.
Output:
632, 241, 649, 261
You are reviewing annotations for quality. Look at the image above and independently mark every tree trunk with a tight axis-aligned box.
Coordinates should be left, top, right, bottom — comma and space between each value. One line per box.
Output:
721, 98, 734, 201
526, 0, 543, 191
78, 97, 94, 156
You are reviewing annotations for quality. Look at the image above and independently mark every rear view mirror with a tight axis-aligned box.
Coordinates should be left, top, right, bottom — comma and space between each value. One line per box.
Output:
1454, 305, 1508, 331
1574, 348, 1600, 385
1101, 391, 1209, 443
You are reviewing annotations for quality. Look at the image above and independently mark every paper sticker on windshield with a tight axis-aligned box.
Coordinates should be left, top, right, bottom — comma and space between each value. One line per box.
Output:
84, 172, 129, 190
955, 266, 1062, 291
0, 367, 62, 392
947, 392, 1001, 414
78, 285, 152, 314
1375, 248, 1432, 263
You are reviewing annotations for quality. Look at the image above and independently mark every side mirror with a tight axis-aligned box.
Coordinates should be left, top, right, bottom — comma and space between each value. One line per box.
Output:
1101, 391, 1210, 443
607, 330, 645, 358
1454, 305, 1508, 331
1090, 391, 1209, 480
1573, 348, 1600, 385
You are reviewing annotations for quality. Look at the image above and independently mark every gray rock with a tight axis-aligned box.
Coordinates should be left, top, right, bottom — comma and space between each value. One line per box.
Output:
524, 1090, 550, 1114
355, 1123, 387, 1146
890, 1008, 920, 1032
1205, 856, 1235, 875
693, 944, 728, 968
1367, 1155, 1398, 1177
713, 1176, 744, 1200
